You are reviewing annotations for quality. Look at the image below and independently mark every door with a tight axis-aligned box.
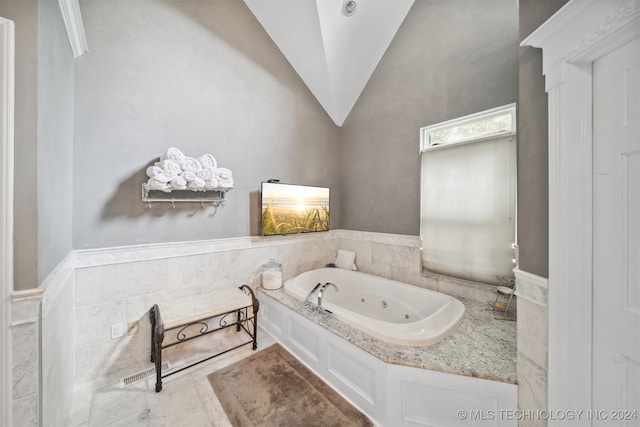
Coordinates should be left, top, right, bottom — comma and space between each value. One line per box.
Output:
593, 36, 640, 424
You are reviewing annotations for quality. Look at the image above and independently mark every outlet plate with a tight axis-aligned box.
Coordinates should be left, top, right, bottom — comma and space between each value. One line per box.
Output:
111, 323, 125, 339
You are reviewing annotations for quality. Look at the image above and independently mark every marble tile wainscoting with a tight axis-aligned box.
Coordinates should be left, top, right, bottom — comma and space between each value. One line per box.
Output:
11, 289, 44, 427
334, 229, 503, 304
40, 255, 76, 427
514, 268, 548, 427
14, 229, 514, 425
68, 232, 338, 425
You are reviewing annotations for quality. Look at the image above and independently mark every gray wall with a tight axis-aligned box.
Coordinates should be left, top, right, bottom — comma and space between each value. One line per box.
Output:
518, 0, 568, 277
0, 0, 74, 290
0, 0, 38, 290
73, 0, 341, 249
6, 0, 556, 288
37, 0, 75, 284
339, 0, 519, 236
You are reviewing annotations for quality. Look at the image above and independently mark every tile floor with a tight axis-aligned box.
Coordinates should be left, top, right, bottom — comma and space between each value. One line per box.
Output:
70, 328, 276, 427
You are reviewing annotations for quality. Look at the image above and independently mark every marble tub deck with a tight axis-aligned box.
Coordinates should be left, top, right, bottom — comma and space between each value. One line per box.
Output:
258, 287, 517, 384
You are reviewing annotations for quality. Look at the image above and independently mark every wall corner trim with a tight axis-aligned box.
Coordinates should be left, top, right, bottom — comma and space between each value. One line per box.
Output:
11, 289, 44, 326
58, 0, 89, 58
0, 17, 15, 427
513, 268, 548, 307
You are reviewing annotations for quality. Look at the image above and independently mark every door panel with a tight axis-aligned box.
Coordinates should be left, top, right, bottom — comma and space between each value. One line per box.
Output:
593, 36, 640, 424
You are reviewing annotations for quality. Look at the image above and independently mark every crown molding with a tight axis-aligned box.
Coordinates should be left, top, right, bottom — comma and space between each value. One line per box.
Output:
58, 0, 88, 58
522, 0, 640, 90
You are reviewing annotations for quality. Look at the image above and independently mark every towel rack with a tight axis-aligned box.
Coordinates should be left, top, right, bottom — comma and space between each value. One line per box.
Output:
141, 184, 231, 208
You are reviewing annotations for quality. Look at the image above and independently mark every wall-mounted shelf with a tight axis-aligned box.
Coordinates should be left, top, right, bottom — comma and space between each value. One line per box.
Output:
141, 184, 231, 208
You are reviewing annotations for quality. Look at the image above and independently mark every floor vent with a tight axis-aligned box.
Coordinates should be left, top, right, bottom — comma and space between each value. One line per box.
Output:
122, 362, 170, 387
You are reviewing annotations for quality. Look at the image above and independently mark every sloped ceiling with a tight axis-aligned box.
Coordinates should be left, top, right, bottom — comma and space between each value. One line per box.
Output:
243, 0, 415, 126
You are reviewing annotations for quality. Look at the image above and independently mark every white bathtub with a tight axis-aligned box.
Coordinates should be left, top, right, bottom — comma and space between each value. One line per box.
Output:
284, 268, 465, 347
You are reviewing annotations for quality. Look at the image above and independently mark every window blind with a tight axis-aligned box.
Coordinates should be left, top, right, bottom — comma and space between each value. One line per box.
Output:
420, 135, 516, 285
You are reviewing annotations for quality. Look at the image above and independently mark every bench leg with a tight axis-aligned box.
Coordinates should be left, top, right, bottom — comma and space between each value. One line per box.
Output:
150, 306, 157, 363
252, 298, 259, 350
238, 285, 259, 351
154, 330, 163, 392
150, 305, 164, 392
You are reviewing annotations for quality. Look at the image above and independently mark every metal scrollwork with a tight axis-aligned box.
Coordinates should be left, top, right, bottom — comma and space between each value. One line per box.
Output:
219, 311, 233, 327
219, 309, 248, 327
176, 321, 209, 341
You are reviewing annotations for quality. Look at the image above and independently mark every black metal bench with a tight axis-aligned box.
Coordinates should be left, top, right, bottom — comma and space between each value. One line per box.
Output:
149, 284, 259, 392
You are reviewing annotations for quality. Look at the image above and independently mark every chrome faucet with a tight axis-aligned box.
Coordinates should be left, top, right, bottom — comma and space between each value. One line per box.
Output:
317, 282, 338, 313
303, 282, 323, 310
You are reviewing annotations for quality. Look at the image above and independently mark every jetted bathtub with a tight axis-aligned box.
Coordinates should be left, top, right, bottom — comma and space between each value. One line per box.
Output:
284, 268, 465, 347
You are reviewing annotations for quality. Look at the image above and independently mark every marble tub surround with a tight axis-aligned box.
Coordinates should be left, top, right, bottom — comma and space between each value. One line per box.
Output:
70, 230, 511, 390
333, 229, 504, 304
23, 229, 515, 425
259, 287, 517, 384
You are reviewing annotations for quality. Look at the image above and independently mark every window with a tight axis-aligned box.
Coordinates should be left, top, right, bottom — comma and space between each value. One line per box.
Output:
420, 104, 516, 285
421, 104, 516, 149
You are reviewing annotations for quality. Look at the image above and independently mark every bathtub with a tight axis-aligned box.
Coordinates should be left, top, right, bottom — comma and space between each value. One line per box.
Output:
284, 268, 465, 347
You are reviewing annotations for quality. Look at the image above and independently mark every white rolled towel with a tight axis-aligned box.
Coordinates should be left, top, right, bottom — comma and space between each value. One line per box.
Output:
197, 168, 214, 181
156, 159, 182, 175
187, 177, 206, 190
180, 157, 203, 173
160, 147, 185, 164
181, 171, 197, 182
146, 165, 162, 178
218, 177, 234, 189
214, 167, 233, 180
205, 177, 221, 190
146, 177, 171, 192
197, 154, 217, 170
169, 175, 187, 190
151, 170, 176, 183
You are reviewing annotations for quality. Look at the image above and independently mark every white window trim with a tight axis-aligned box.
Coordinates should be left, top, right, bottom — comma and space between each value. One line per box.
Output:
419, 104, 518, 286
420, 103, 516, 152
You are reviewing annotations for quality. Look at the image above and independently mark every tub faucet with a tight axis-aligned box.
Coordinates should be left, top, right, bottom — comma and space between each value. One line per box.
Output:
304, 282, 323, 310
317, 282, 338, 313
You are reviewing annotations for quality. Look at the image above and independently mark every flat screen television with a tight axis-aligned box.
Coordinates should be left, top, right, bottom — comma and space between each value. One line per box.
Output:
261, 182, 330, 236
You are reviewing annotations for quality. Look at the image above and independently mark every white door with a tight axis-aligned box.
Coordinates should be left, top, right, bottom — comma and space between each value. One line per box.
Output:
593, 36, 640, 424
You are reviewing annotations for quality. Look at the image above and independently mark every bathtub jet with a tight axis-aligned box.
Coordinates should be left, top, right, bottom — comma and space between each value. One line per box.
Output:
284, 268, 465, 347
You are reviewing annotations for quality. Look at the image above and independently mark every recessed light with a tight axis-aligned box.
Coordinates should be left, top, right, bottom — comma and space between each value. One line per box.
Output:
343, 0, 357, 16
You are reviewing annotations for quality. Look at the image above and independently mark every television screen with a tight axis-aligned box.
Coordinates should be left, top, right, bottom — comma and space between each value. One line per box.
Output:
261, 182, 330, 236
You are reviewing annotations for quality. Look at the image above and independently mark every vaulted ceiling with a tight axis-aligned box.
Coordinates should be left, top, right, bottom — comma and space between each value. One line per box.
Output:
243, 0, 415, 126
